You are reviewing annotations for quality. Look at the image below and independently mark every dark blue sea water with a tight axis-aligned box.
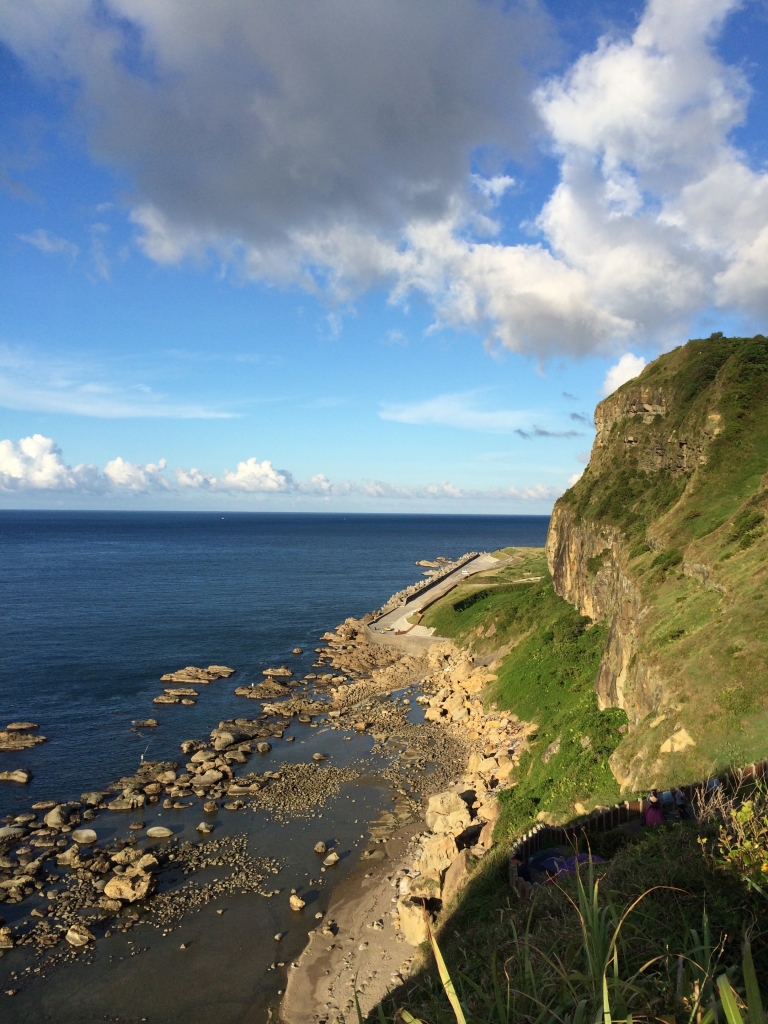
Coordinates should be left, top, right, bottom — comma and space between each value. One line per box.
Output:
0, 511, 549, 817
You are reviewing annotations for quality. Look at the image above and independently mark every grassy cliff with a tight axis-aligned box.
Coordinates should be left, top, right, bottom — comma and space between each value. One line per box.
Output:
422, 333, 768, 815
549, 333, 768, 791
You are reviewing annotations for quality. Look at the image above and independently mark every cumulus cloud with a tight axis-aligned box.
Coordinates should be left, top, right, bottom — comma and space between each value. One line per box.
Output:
175, 458, 294, 492
0, 434, 99, 490
103, 457, 170, 491
18, 228, 79, 258
0, 435, 174, 493
602, 352, 646, 395
4, 0, 766, 354
1, 0, 545, 242
0, 434, 563, 502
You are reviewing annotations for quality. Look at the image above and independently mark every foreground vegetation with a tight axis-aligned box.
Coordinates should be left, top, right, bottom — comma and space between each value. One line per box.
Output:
374, 780, 768, 1024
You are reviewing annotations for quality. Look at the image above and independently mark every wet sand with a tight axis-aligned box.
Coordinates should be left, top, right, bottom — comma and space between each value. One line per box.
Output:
282, 823, 423, 1024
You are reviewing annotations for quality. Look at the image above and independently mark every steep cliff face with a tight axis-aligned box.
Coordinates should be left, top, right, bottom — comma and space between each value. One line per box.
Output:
547, 335, 768, 792
546, 506, 645, 716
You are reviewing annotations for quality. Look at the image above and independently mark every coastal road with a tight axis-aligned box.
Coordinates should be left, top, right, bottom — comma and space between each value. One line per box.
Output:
368, 551, 501, 639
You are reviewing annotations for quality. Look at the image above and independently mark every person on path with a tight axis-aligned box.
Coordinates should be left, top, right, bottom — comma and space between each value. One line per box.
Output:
673, 786, 690, 819
641, 789, 666, 826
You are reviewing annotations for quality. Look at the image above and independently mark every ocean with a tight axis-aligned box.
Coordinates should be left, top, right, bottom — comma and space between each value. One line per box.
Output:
0, 511, 549, 817
0, 510, 550, 1022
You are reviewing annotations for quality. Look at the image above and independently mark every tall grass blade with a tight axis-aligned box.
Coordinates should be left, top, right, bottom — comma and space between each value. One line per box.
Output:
491, 952, 507, 1023
427, 917, 468, 1024
718, 975, 745, 1024
602, 972, 613, 1024
377, 1002, 389, 1024
397, 1012, 424, 1024
354, 989, 365, 1024
742, 937, 764, 1024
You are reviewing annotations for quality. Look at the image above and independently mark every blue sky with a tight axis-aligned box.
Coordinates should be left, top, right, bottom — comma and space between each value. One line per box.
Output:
1, 0, 767, 512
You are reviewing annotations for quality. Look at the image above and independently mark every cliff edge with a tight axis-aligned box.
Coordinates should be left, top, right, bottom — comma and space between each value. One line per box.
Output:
547, 334, 768, 792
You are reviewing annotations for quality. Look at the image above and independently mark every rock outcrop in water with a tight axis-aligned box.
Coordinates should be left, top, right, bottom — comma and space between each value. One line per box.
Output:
0, 723, 46, 751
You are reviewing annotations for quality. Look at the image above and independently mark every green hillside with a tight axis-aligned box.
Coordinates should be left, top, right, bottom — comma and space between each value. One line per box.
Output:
424, 333, 768, 809
558, 333, 768, 788
421, 551, 626, 831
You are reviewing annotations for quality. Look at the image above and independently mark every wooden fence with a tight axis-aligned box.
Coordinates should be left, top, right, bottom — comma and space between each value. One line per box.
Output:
510, 757, 768, 864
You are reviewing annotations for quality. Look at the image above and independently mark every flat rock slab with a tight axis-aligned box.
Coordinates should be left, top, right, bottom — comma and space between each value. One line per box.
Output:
0, 769, 32, 784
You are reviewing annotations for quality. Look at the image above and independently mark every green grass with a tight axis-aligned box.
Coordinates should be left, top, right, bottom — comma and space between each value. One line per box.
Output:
422, 550, 626, 832
554, 335, 768, 790
379, 818, 768, 1024
488, 589, 624, 833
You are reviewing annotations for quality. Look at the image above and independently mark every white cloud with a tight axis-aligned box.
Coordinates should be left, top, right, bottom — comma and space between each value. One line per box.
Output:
0, 435, 171, 493
379, 391, 530, 433
0, 346, 237, 419
2, 1, 545, 251
602, 352, 646, 395
471, 174, 516, 200
567, 470, 584, 486
7, 1, 767, 354
379, 390, 583, 437
0, 434, 98, 491
103, 457, 170, 491
5, 0, 764, 356
0, 434, 565, 503
175, 458, 292, 492
18, 228, 79, 258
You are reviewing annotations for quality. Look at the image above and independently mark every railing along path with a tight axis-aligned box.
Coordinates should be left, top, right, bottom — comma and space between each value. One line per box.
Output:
509, 757, 768, 865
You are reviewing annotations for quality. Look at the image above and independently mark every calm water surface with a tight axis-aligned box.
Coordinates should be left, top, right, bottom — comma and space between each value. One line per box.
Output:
0, 511, 549, 815
0, 512, 550, 1022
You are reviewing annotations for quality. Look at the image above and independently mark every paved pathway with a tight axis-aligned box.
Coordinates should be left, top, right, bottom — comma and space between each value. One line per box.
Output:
369, 552, 500, 639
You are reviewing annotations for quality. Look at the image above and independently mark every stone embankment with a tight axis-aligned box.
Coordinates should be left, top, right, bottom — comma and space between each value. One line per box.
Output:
374, 552, 480, 617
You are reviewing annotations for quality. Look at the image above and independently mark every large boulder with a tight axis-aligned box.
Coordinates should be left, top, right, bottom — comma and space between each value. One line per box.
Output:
475, 794, 501, 824
160, 665, 235, 684
71, 828, 98, 845
0, 769, 31, 784
419, 835, 458, 874
441, 848, 473, 907
195, 769, 224, 787
104, 868, 152, 902
80, 791, 106, 806
478, 820, 495, 850
408, 871, 442, 900
0, 726, 46, 751
0, 826, 25, 840
108, 792, 145, 812
44, 803, 80, 828
425, 792, 471, 834
235, 681, 291, 700
146, 826, 173, 839
397, 898, 429, 946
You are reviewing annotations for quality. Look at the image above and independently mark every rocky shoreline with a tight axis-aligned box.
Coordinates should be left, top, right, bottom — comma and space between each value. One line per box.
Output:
281, 617, 528, 1023
0, 552, 526, 1021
